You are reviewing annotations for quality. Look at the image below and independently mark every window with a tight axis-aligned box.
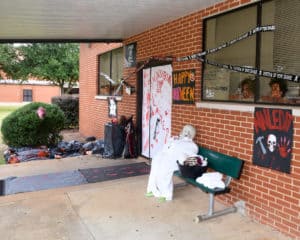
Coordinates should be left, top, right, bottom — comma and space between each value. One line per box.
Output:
23, 89, 32, 102
98, 47, 123, 96
202, 0, 300, 105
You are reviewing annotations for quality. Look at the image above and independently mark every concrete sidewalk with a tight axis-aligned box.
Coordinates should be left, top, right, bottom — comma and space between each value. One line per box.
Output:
0, 156, 292, 240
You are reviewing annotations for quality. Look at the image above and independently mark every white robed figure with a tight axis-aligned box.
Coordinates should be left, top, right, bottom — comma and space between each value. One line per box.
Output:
146, 125, 198, 201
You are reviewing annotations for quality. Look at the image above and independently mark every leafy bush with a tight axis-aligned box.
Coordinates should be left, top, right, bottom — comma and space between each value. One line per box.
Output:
52, 95, 79, 129
1, 102, 65, 147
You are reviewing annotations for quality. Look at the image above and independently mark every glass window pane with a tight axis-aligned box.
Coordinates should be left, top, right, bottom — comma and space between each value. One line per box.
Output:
23, 89, 32, 102
259, 0, 300, 104
203, 5, 256, 101
98, 47, 124, 96
99, 52, 111, 95
111, 47, 124, 95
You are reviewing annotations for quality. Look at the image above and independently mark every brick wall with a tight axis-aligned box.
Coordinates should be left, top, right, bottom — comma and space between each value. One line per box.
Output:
79, 0, 299, 238
79, 43, 124, 138
0, 84, 61, 103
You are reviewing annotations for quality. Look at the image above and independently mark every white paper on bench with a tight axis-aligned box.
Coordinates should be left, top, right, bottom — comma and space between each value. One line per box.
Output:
196, 172, 225, 189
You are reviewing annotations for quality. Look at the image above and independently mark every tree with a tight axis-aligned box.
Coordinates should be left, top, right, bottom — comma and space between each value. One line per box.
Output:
0, 43, 79, 93
0, 44, 23, 79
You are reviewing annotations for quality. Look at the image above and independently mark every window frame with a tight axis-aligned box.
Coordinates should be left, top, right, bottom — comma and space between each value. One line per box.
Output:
97, 47, 123, 96
23, 89, 32, 102
201, 0, 299, 106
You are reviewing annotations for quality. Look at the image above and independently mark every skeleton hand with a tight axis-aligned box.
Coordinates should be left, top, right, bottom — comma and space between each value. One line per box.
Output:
278, 136, 291, 158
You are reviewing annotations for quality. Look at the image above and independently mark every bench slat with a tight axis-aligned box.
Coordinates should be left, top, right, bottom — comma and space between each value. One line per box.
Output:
198, 147, 244, 179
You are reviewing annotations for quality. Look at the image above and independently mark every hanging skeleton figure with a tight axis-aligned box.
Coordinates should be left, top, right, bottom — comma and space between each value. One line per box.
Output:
122, 115, 137, 158
100, 56, 172, 96
100, 72, 135, 96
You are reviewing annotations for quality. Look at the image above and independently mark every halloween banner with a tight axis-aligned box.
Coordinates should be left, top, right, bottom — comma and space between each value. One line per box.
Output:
253, 107, 293, 173
119, 26, 299, 83
176, 25, 299, 83
172, 69, 195, 104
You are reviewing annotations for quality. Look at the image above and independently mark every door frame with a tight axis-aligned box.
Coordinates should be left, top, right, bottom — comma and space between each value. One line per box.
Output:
135, 59, 172, 158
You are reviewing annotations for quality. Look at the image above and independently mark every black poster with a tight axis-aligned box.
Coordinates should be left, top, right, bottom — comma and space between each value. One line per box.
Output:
253, 107, 293, 173
172, 69, 195, 104
125, 43, 136, 68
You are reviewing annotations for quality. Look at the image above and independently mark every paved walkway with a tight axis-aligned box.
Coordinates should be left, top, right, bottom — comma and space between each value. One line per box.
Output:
0, 155, 292, 240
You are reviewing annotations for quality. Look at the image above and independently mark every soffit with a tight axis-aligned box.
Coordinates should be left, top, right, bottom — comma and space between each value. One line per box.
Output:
0, 0, 222, 42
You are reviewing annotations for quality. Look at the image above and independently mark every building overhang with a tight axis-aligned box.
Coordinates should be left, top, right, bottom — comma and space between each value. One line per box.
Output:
0, 0, 223, 42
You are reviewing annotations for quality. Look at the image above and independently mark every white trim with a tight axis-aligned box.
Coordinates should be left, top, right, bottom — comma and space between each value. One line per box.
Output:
293, 109, 300, 116
0, 79, 54, 86
196, 102, 254, 113
196, 102, 300, 116
94, 95, 122, 101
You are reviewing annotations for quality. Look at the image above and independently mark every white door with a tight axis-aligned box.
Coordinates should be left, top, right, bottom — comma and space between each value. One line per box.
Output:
141, 64, 172, 158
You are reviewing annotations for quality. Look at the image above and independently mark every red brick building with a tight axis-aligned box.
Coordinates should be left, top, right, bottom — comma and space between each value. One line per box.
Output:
79, 0, 300, 238
0, 80, 61, 104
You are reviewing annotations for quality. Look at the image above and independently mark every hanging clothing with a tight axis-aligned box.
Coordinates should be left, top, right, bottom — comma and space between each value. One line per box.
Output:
146, 136, 198, 200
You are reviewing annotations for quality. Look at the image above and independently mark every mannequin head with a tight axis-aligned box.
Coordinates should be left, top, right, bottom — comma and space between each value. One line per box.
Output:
180, 125, 196, 140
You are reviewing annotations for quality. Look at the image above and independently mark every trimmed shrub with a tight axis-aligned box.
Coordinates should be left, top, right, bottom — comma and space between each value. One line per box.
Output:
1, 102, 65, 147
52, 95, 79, 129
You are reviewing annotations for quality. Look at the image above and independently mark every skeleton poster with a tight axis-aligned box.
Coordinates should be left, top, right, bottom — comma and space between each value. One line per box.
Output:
253, 107, 293, 173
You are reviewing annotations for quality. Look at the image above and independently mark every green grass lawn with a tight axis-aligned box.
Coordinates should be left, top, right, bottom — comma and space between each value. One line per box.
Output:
0, 105, 21, 164
0, 105, 21, 137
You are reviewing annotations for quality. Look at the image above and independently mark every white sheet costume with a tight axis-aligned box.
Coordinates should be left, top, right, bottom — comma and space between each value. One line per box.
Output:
146, 125, 198, 201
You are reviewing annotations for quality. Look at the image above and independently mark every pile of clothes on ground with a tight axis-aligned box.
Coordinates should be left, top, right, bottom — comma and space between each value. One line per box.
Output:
4, 138, 105, 164
4, 115, 137, 164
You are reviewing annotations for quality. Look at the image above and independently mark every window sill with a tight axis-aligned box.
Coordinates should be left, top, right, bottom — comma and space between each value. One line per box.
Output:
196, 102, 300, 116
94, 95, 122, 101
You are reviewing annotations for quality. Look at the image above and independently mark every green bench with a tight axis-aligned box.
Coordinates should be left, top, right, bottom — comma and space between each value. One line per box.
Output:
174, 146, 244, 222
